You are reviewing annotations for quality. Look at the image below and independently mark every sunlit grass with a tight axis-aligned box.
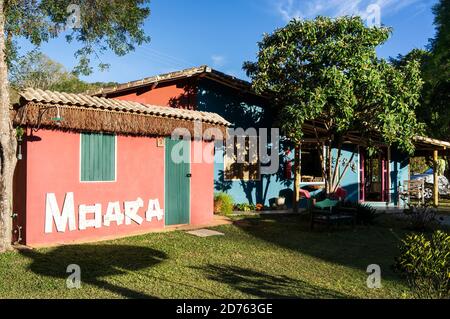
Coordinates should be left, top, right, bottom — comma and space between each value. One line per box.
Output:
0, 214, 417, 299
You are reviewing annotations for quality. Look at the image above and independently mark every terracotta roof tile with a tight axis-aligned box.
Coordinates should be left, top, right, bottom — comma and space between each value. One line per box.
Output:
19, 88, 231, 127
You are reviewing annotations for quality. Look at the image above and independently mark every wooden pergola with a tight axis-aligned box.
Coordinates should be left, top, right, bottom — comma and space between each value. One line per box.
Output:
413, 136, 450, 207
296, 124, 450, 207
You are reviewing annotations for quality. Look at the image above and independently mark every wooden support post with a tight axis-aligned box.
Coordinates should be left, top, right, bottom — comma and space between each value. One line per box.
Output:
293, 145, 301, 213
433, 150, 439, 207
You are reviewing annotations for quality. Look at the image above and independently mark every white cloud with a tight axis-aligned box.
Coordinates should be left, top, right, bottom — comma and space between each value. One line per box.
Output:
211, 55, 226, 68
274, 0, 424, 22
277, 0, 302, 21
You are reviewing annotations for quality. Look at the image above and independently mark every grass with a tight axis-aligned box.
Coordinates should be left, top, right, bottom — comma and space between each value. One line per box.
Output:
0, 214, 423, 299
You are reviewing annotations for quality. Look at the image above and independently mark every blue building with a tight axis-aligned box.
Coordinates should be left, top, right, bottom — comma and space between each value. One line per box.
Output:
94, 66, 447, 209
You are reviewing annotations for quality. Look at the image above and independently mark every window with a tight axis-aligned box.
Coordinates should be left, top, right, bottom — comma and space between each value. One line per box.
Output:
224, 136, 260, 181
81, 133, 116, 182
301, 144, 324, 183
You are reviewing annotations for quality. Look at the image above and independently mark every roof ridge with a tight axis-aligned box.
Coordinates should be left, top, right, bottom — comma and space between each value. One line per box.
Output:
87, 65, 255, 97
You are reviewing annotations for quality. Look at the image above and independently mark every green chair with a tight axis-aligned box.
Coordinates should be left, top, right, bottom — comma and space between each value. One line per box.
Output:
314, 199, 339, 211
310, 199, 356, 230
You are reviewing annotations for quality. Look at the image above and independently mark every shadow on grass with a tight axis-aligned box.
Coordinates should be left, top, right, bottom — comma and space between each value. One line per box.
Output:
233, 214, 405, 282
194, 264, 349, 299
19, 244, 167, 299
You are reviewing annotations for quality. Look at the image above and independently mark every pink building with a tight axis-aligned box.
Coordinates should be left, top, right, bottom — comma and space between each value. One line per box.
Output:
12, 88, 229, 247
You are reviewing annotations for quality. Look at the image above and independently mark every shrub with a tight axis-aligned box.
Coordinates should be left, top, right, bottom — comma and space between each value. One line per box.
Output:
355, 203, 378, 225
234, 203, 256, 212
340, 202, 377, 225
394, 231, 450, 299
404, 204, 439, 231
214, 193, 234, 216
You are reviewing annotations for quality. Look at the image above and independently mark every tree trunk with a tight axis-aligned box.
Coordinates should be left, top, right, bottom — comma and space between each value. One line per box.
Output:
325, 143, 333, 195
293, 145, 301, 213
0, 0, 17, 252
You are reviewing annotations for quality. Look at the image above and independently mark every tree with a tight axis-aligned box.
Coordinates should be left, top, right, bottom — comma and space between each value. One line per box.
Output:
392, 1, 450, 177
9, 51, 118, 101
51, 79, 119, 94
416, 0, 449, 140
10, 51, 67, 90
0, 0, 151, 252
427, 0, 449, 85
394, 0, 450, 140
244, 16, 423, 211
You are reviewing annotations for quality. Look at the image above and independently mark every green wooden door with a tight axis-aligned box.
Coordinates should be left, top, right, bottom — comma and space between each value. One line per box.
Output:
165, 138, 190, 226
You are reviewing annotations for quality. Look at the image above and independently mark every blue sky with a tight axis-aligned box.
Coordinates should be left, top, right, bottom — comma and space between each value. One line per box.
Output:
19, 0, 439, 84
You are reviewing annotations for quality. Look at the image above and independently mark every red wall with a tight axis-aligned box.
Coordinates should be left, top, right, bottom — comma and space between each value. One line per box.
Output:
110, 80, 197, 109
190, 140, 214, 226
16, 128, 214, 247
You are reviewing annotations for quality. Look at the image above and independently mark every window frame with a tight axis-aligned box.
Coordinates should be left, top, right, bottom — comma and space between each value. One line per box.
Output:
224, 135, 261, 182
300, 143, 326, 185
79, 132, 118, 183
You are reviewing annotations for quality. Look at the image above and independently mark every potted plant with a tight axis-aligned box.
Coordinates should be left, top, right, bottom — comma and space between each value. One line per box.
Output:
276, 197, 286, 206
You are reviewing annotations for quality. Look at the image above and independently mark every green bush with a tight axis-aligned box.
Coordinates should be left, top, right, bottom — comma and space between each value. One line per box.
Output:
214, 193, 234, 216
404, 204, 439, 231
355, 203, 377, 225
234, 203, 256, 212
394, 231, 450, 299
340, 202, 377, 225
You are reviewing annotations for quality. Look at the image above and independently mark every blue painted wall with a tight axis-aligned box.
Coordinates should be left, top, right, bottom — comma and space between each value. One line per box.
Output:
198, 78, 411, 208
197, 79, 294, 207
213, 145, 294, 207
332, 145, 360, 202
390, 148, 410, 207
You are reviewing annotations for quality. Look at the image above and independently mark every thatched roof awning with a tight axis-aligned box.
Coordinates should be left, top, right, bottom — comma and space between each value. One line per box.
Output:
14, 88, 231, 138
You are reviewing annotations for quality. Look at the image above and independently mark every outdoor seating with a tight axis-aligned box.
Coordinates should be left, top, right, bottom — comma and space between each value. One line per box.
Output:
299, 189, 314, 211
310, 198, 357, 230
402, 179, 425, 205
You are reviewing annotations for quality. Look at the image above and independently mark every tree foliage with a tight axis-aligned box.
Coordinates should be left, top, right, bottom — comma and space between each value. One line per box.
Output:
244, 16, 423, 152
11, 51, 75, 90
0, 0, 150, 252
5, 0, 151, 74
244, 16, 424, 194
9, 51, 118, 102
396, 0, 450, 140
427, 0, 450, 83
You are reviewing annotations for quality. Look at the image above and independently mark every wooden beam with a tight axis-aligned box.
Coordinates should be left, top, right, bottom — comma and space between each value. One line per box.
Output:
301, 138, 327, 143
293, 145, 301, 213
433, 149, 439, 207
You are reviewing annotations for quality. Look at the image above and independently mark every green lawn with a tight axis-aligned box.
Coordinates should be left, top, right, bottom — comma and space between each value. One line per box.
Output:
0, 214, 418, 299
